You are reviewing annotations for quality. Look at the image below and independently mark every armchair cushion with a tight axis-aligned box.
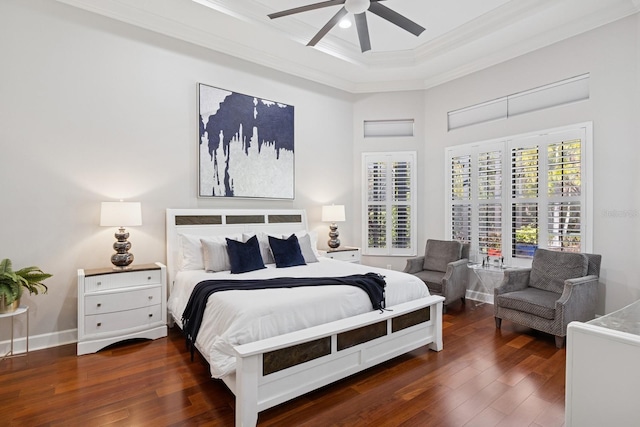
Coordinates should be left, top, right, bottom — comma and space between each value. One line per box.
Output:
412, 270, 446, 293
495, 288, 560, 320
530, 249, 588, 294
423, 240, 462, 273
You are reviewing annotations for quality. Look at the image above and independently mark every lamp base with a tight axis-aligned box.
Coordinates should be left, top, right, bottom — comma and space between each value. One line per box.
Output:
111, 227, 134, 268
328, 223, 341, 249
111, 253, 134, 269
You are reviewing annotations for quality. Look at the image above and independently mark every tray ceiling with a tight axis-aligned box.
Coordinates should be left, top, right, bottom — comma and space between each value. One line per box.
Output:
56, 0, 640, 93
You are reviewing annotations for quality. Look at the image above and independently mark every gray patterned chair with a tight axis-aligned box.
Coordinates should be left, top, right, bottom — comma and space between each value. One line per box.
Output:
403, 239, 469, 312
494, 248, 602, 348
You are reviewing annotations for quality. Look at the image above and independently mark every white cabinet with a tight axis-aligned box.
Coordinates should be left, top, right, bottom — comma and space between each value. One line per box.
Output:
323, 247, 361, 263
565, 299, 640, 426
77, 262, 167, 355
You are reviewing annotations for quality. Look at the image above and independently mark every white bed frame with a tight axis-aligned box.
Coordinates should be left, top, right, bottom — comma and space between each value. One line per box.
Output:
166, 209, 444, 426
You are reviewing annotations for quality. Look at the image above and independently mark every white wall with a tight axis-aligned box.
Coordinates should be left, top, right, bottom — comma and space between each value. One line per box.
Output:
352, 91, 426, 271
2, 0, 638, 349
0, 0, 354, 344
428, 14, 640, 314
353, 13, 640, 314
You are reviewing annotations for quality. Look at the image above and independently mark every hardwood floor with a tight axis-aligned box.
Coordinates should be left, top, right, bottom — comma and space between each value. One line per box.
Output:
0, 301, 566, 426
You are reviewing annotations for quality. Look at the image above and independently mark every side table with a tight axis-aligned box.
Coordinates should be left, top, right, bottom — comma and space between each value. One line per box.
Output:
0, 305, 29, 360
467, 264, 508, 304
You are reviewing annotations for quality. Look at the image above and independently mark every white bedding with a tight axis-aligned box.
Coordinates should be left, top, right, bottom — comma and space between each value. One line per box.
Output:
167, 258, 429, 378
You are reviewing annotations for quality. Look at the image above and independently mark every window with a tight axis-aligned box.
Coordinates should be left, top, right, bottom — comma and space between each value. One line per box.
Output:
446, 123, 591, 266
362, 152, 416, 256
447, 74, 590, 130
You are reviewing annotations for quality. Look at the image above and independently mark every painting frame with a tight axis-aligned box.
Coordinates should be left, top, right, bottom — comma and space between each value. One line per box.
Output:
197, 83, 295, 199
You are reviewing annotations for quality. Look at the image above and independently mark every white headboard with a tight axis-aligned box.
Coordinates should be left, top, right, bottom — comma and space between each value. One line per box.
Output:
165, 209, 308, 289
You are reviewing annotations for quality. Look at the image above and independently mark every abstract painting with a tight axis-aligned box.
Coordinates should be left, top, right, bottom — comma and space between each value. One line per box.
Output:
198, 83, 295, 199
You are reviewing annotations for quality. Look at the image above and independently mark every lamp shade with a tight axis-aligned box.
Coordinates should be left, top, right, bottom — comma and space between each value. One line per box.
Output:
322, 205, 346, 222
100, 202, 142, 227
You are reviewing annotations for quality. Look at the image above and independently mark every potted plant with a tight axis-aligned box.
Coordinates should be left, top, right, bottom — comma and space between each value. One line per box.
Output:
515, 225, 538, 256
0, 258, 52, 314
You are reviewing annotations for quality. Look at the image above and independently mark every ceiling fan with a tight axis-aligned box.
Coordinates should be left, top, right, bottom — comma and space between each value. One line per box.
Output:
268, 0, 425, 53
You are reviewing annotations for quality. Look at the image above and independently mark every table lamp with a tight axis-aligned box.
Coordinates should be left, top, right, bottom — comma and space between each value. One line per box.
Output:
322, 205, 345, 249
100, 201, 142, 269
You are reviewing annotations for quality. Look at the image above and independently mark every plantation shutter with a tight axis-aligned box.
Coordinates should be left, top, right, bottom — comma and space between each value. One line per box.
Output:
478, 150, 503, 256
450, 154, 472, 244
363, 152, 416, 256
510, 145, 539, 259
546, 139, 582, 252
446, 123, 590, 266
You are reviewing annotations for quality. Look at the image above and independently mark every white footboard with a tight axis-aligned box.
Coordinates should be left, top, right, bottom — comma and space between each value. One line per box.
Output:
224, 295, 444, 426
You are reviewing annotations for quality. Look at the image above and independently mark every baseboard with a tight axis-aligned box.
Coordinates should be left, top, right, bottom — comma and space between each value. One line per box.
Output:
466, 290, 494, 305
0, 328, 78, 356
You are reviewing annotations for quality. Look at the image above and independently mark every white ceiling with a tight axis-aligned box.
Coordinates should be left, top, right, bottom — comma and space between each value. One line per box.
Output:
57, 0, 640, 93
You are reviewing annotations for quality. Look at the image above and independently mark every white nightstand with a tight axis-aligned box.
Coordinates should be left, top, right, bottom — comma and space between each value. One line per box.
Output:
77, 262, 167, 355
323, 247, 361, 263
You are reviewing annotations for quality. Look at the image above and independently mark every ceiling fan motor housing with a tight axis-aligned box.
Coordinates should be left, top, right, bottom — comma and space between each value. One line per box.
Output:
345, 0, 370, 14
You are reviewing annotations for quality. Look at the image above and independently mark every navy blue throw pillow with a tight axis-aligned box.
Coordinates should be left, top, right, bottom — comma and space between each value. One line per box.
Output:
226, 235, 266, 274
268, 234, 307, 268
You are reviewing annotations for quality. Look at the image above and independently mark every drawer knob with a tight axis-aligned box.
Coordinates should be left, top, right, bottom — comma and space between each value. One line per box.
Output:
97, 322, 102, 327
97, 303, 102, 307
148, 296, 153, 300
97, 281, 102, 286
147, 276, 152, 280
148, 314, 153, 318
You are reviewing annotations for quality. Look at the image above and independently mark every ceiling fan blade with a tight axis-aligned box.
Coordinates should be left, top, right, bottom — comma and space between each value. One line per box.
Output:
268, 0, 345, 19
368, 2, 425, 37
307, 7, 349, 47
354, 13, 371, 52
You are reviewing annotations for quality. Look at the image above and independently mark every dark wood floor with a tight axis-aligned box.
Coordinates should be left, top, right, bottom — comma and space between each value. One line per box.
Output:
0, 301, 566, 426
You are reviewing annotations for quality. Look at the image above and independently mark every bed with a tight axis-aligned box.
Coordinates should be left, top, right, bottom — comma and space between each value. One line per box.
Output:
165, 209, 444, 426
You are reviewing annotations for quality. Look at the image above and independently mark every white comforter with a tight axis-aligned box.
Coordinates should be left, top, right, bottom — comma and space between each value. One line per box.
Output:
167, 258, 429, 378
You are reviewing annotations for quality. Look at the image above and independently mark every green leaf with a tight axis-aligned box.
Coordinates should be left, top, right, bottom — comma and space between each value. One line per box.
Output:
0, 259, 51, 298
0, 258, 13, 275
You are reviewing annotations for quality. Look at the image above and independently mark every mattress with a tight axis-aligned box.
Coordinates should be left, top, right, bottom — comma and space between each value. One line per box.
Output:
167, 258, 429, 378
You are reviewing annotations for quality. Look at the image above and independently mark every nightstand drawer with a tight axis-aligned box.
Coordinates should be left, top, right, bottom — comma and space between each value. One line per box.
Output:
84, 304, 162, 335
85, 269, 162, 293
84, 286, 162, 315
325, 248, 361, 263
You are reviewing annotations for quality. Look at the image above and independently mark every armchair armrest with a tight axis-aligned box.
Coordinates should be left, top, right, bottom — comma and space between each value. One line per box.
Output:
556, 275, 600, 325
442, 258, 469, 295
403, 256, 425, 274
443, 258, 468, 281
494, 268, 532, 296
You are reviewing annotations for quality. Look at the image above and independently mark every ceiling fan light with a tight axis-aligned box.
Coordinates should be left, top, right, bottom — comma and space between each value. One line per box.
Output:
344, 0, 370, 15
338, 18, 352, 29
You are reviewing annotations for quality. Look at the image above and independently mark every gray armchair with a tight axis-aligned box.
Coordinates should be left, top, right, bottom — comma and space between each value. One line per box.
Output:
404, 239, 469, 312
494, 248, 602, 348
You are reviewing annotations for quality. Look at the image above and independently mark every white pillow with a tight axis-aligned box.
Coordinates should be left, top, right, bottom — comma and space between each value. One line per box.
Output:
178, 234, 205, 270
291, 230, 321, 258
200, 237, 232, 272
243, 232, 277, 264
283, 232, 318, 263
